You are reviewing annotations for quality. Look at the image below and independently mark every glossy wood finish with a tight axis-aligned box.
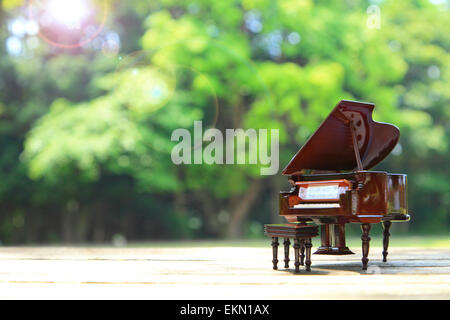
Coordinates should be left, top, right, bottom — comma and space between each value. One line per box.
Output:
283, 238, 290, 268
300, 239, 305, 266
387, 174, 408, 216
332, 223, 354, 255
315, 224, 332, 254
271, 237, 279, 270
294, 238, 301, 273
280, 171, 408, 224
282, 100, 400, 175
278, 170, 408, 269
275, 100, 410, 271
361, 224, 371, 270
280, 169, 410, 242
279, 171, 409, 269
264, 224, 319, 238
265, 224, 319, 272
305, 239, 312, 272
383, 221, 392, 262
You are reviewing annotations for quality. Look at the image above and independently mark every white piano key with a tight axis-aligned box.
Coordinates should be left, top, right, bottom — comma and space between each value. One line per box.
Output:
293, 203, 340, 208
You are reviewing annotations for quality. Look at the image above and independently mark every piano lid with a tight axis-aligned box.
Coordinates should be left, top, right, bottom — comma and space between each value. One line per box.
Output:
282, 100, 400, 175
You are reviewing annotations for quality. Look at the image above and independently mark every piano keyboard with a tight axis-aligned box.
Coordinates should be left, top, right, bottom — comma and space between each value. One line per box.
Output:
293, 203, 340, 208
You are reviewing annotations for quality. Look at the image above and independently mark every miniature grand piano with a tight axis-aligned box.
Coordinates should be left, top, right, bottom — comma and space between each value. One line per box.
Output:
279, 100, 410, 270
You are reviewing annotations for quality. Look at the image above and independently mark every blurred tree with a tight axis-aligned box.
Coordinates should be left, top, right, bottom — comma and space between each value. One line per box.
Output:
0, 0, 448, 243
377, 1, 450, 232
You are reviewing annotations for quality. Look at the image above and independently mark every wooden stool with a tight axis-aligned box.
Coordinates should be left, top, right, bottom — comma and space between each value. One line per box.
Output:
264, 223, 319, 272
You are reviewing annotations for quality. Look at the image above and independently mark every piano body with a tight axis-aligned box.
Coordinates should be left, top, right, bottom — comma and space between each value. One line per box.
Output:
280, 100, 410, 270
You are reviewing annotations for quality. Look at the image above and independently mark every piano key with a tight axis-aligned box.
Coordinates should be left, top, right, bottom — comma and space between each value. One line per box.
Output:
293, 203, 340, 208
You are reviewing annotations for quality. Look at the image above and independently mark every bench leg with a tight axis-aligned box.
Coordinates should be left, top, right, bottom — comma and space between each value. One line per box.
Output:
271, 237, 279, 270
300, 239, 305, 266
305, 238, 312, 272
382, 221, 391, 262
294, 238, 301, 273
283, 238, 290, 268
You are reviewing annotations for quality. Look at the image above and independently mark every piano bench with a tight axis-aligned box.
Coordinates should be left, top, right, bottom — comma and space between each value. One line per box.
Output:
264, 224, 319, 273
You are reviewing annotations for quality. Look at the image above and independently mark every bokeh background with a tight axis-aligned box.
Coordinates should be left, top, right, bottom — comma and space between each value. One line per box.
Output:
0, 0, 448, 245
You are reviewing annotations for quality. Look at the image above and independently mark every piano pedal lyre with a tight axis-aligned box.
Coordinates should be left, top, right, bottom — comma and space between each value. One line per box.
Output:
314, 224, 354, 255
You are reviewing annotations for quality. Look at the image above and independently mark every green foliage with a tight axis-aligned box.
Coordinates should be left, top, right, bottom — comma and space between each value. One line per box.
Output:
0, 0, 448, 243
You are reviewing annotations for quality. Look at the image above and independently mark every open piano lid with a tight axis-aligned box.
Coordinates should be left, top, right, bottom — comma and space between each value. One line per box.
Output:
282, 100, 400, 175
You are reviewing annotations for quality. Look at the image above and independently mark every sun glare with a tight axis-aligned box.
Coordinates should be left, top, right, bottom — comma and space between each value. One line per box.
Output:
46, 0, 90, 29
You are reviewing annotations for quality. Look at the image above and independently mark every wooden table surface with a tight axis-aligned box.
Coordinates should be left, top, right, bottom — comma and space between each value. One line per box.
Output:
0, 245, 449, 299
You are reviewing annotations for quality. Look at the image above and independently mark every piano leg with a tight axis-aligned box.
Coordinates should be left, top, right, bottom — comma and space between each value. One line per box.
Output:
294, 238, 301, 273
305, 238, 312, 272
271, 237, 279, 270
361, 223, 371, 270
333, 224, 354, 255
382, 221, 392, 262
300, 239, 305, 266
315, 225, 332, 254
283, 238, 290, 268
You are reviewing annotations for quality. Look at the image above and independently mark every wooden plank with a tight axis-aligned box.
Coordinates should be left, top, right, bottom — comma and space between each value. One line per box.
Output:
0, 246, 448, 299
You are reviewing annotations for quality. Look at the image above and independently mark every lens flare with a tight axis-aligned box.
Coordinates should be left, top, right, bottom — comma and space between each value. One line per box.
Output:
113, 53, 177, 114
28, 0, 108, 48
46, 0, 89, 29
